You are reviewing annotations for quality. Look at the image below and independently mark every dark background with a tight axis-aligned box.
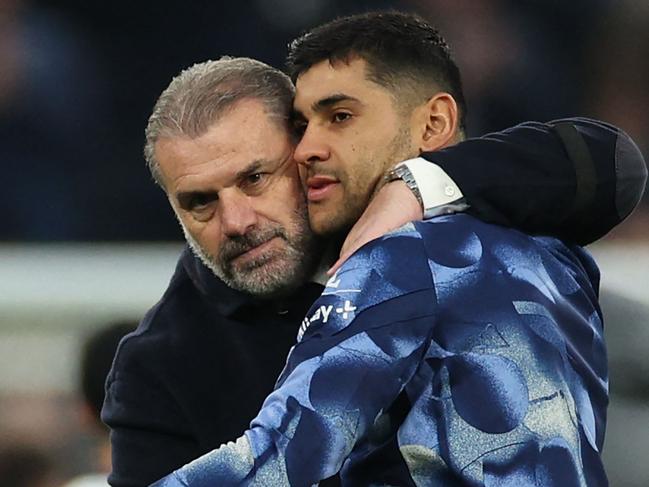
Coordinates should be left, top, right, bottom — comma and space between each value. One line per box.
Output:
3, 0, 647, 242
1, 1, 648, 485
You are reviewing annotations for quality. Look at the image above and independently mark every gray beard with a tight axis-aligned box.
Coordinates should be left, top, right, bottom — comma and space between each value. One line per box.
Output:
180, 213, 320, 298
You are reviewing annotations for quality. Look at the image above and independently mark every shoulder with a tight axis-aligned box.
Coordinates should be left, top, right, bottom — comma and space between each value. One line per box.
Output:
413, 213, 540, 258
413, 214, 600, 308
340, 221, 434, 294
412, 213, 585, 272
298, 223, 436, 342
330, 220, 436, 305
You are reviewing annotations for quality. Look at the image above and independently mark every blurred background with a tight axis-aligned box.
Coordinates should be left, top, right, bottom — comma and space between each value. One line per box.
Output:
0, 0, 647, 485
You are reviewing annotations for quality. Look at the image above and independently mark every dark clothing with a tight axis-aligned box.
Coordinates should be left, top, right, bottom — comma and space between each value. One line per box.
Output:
104, 250, 323, 486
429, 118, 647, 245
102, 118, 646, 486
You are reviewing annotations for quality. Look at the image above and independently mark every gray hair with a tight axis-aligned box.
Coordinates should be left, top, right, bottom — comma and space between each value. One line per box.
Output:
144, 56, 296, 187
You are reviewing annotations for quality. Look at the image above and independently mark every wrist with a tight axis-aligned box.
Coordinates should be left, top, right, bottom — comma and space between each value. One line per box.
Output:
393, 157, 469, 219
383, 178, 424, 220
385, 164, 424, 210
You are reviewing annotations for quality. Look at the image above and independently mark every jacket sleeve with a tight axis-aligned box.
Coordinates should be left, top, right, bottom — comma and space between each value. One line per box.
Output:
423, 117, 647, 245
102, 338, 202, 487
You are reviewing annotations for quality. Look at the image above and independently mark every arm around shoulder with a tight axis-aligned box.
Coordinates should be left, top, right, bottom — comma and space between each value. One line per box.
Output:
420, 117, 647, 245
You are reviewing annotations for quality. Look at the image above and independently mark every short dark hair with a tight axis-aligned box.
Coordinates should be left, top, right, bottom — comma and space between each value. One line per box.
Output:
287, 11, 467, 130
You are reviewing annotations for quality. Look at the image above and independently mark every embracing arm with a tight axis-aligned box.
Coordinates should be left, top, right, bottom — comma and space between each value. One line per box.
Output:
426, 117, 647, 245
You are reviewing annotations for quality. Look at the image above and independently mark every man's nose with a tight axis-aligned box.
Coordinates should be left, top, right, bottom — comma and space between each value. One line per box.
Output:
294, 125, 330, 167
218, 190, 258, 238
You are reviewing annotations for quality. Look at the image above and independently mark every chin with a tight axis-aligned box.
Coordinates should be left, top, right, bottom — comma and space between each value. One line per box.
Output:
233, 256, 308, 297
309, 213, 334, 236
310, 217, 350, 239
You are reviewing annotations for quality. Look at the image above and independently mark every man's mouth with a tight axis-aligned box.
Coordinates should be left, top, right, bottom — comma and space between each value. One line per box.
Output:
305, 175, 339, 202
229, 237, 280, 265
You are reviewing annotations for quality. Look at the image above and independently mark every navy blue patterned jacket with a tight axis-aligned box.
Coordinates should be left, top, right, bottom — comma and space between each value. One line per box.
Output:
154, 214, 607, 486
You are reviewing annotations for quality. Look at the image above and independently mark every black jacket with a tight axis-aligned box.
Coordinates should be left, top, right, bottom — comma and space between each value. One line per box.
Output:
102, 118, 646, 486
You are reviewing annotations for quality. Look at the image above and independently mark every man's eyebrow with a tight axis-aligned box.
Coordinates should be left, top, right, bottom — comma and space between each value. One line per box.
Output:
235, 160, 264, 180
176, 160, 267, 204
311, 93, 361, 113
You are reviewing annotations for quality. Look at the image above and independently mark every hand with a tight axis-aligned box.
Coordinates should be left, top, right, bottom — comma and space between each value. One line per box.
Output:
327, 179, 423, 275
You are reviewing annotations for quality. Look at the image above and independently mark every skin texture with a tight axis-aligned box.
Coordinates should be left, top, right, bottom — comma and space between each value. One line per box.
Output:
293, 58, 417, 237
154, 99, 320, 297
293, 57, 461, 239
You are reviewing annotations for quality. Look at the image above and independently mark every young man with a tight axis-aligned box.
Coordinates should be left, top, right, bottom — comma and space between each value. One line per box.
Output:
147, 12, 645, 487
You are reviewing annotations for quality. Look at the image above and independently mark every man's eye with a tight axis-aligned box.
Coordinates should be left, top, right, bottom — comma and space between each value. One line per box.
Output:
332, 112, 352, 123
188, 193, 217, 211
246, 173, 265, 185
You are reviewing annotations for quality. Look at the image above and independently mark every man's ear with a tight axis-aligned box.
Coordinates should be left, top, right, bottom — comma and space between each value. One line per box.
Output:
412, 92, 460, 153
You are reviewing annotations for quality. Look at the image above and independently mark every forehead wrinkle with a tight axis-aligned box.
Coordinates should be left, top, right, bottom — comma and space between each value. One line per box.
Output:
169, 148, 237, 193
174, 145, 291, 195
